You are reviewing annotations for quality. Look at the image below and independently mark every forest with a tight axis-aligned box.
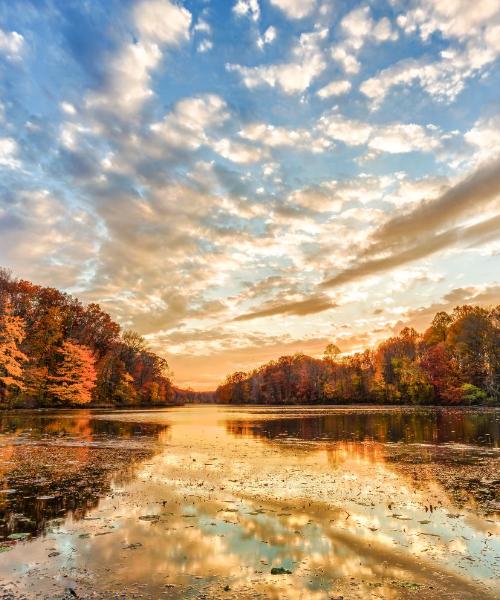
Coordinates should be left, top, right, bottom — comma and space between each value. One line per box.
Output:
1, 268, 499, 408
0, 269, 175, 408
216, 305, 500, 406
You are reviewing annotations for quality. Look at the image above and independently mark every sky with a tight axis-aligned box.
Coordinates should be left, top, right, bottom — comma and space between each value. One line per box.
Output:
0, 0, 499, 390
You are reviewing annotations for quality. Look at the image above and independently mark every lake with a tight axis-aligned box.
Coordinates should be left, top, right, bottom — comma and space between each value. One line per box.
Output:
0, 405, 499, 599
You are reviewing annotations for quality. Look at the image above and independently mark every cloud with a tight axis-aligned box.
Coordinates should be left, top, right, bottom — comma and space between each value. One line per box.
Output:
0, 189, 97, 287
396, 283, 500, 332
268, 0, 316, 20
233, 0, 260, 21
213, 138, 265, 164
150, 94, 229, 151
86, 0, 191, 115
322, 215, 500, 290
367, 158, 500, 251
197, 39, 213, 53
397, 0, 499, 43
0, 138, 21, 169
330, 46, 360, 74
362, 0, 500, 108
368, 124, 441, 153
317, 79, 351, 99
331, 6, 397, 75
465, 114, 500, 165
257, 26, 277, 49
317, 110, 372, 145
239, 122, 331, 153
321, 159, 500, 289
317, 110, 441, 153
360, 47, 495, 108
233, 294, 337, 321
227, 28, 327, 94
0, 28, 24, 61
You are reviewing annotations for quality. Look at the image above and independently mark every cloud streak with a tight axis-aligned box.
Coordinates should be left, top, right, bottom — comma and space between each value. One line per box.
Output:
321, 159, 500, 289
233, 295, 337, 321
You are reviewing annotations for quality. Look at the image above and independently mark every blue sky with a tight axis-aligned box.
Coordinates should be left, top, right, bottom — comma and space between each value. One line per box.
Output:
0, 0, 499, 388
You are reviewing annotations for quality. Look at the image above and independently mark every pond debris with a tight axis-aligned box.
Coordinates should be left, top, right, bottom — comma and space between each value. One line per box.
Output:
271, 567, 292, 575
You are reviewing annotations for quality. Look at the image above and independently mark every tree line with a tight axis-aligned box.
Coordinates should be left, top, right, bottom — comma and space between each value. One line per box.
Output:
215, 305, 500, 406
0, 269, 174, 408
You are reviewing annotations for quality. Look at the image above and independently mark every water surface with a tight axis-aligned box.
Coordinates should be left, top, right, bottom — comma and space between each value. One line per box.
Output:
0, 406, 499, 599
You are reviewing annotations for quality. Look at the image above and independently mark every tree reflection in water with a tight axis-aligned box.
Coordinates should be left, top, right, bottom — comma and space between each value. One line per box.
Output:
0, 411, 169, 540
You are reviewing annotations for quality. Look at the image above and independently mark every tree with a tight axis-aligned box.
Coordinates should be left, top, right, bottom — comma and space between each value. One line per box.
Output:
48, 341, 96, 405
0, 298, 27, 402
423, 311, 452, 345
420, 342, 463, 404
460, 383, 487, 405
324, 343, 341, 363
446, 306, 491, 389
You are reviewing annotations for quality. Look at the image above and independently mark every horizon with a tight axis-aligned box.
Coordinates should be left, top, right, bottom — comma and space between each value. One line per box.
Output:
0, 1, 499, 390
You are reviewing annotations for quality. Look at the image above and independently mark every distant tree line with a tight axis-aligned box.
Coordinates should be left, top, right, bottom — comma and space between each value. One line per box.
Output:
0, 269, 174, 408
215, 306, 500, 406
172, 388, 215, 404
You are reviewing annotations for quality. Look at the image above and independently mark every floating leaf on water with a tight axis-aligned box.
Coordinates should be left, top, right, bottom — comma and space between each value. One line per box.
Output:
392, 581, 424, 590
7, 532, 30, 540
271, 567, 292, 575
123, 542, 142, 550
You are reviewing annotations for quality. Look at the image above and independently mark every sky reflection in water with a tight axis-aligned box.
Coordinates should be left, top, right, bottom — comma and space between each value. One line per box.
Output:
0, 406, 499, 599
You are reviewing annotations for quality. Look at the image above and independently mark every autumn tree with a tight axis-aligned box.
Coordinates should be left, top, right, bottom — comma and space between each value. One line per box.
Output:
323, 343, 341, 363
0, 298, 28, 404
48, 341, 96, 405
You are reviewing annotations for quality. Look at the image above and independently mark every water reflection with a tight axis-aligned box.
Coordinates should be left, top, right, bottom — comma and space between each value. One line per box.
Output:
227, 407, 500, 446
0, 411, 169, 541
0, 406, 498, 600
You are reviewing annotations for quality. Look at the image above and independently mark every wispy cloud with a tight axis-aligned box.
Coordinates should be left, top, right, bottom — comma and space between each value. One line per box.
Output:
234, 295, 337, 321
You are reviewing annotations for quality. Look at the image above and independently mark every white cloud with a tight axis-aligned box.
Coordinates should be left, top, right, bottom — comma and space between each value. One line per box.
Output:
86, 0, 191, 115
240, 122, 331, 153
330, 46, 360, 74
257, 26, 277, 49
0, 137, 21, 169
369, 0, 500, 109
317, 110, 372, 145
465, 114, 500, 165
368, 123, 441, 154
269, 0, 316, 20
331, 6, 397, 74
151, 94, 229, 150
397, 0, 499, 43
197, 39, 213, 53
316, 79, 351, 99
317, 109, 441, 153
227, 28, 327, 94
213, 138, 265, 164
360, 44, 495, 108
0, 28, 24, 61
193, 18, 211, 35
60, 102, 77, 116
133, 0, 191, 45
233, 0, 260, 21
